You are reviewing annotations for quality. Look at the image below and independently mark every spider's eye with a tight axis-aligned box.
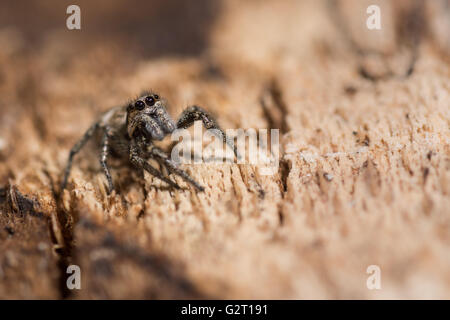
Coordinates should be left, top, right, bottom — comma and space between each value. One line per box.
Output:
135, 100, 145, 110
154, 94, 159, 100
145, 96, 155, 106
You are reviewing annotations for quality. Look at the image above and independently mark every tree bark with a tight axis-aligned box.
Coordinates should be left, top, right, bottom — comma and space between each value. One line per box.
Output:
0, 0, 449, 299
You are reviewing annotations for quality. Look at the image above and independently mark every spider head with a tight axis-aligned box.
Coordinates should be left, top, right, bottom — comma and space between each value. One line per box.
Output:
126, 92, 176, 140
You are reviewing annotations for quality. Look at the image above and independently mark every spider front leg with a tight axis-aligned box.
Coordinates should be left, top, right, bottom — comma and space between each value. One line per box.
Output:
100, 131, 114, 194
176, 105, 239, 160
148, 146, 205, 192
129, 140, 181, 190
61, 122, 99, 192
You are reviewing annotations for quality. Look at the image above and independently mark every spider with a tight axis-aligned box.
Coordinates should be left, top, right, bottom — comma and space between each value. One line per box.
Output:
60, 92, 237, 194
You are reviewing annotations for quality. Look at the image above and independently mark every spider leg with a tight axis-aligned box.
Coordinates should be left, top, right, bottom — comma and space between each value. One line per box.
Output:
100, 131, 114, 194
176, 105, 240, 160
148, 146, 205, 192
129, 141, 181, 190
61, 122, 99, 192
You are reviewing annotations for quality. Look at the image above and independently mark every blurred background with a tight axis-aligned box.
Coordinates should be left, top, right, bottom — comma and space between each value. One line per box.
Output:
0, 0, 448, 163
0, 0, 220, 57
0, 0, 449, 299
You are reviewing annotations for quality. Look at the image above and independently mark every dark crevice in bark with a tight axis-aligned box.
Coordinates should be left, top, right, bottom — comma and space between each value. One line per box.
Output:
4, 184, 43, 218
260, 79, 289, 135
42, 170, 76, 299
54, 204, 76, 299
279, 158, 291, 195
259, 80, 290, 196
0, 187, 6, 201
277, 203, 285, 227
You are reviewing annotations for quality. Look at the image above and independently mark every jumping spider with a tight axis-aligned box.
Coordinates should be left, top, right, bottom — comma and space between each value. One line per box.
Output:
61, 92, 237, 194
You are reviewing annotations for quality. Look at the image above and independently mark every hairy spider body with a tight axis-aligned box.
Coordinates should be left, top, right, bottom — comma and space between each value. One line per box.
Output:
61, 92, 236, 194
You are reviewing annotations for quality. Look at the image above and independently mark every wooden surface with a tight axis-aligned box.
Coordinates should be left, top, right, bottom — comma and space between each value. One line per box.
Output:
0, 0, 449, 299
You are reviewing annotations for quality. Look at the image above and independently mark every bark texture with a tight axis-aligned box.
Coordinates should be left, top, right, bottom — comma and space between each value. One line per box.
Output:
0, 0, 449, 299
